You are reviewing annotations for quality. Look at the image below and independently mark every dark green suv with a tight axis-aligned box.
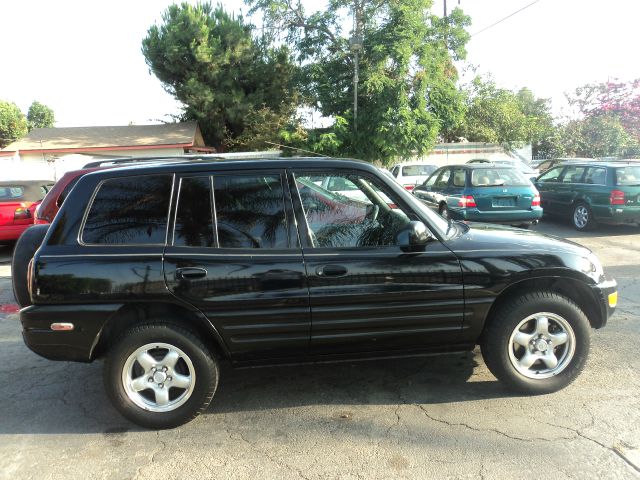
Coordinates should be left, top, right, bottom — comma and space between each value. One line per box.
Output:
535, 161, 640, 230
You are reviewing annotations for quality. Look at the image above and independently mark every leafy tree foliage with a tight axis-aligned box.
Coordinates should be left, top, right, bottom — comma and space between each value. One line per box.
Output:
142, 2, 298, 150
456, 77, 555, 156
0, 100, 28, 148
27, 101, 55, 130
562, 79, 640, 157
248, 0, 470, 164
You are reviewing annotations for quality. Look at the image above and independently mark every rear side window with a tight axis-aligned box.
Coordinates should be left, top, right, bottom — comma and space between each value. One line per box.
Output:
213, 174, 289, 249
174, 176, 214, 247
584, 167, 607, 185
82, 175, 172, 245
452, 168, 466, 187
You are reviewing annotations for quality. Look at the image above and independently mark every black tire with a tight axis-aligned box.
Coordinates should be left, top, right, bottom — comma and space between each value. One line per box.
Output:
11, 225, 49, 307
481, 291, 591, 395
572, 202, 596, 231
104, 322, 219, 429
439, 203, 450, 220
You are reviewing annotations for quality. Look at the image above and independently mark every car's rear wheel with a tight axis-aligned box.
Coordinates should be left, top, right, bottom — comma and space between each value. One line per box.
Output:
11, 225, 49, 307
481, 291, 591, 394
104, 322, 218, 429
572, 202, 595, 231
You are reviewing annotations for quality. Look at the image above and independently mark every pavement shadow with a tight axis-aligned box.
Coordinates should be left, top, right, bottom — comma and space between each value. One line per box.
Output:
533, 215, 639, 239
0, 340, 513, 435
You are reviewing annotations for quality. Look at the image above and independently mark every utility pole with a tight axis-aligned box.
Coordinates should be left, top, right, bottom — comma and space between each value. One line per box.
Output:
350, 0, 363, 132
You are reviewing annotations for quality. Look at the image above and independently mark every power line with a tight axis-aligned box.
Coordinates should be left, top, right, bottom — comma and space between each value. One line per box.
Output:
471, 0, 541, 37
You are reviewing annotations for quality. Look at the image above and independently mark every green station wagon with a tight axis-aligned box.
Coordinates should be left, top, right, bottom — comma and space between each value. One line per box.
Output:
535, 161, 640, 230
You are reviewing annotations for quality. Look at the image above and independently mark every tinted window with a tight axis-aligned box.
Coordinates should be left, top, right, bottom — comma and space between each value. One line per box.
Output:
82, 175, 171, 245
471, 168, 529, 187
214, 174, 288, 249
295, 172, 412, 248
174, 176, 214, 247
561, 166, 587, 183
615, 166, 640, 185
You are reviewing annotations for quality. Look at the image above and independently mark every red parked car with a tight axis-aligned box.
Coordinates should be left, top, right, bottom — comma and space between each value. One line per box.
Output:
0, 180, 54, 242
34, 167, 104, 224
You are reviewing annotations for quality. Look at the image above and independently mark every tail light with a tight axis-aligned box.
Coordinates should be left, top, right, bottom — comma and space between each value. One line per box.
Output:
532, 194, 541, 207
403, 185, 415, 191
14, 205, 32, 220
610, 190, 625, 205
458, 195, 477, 208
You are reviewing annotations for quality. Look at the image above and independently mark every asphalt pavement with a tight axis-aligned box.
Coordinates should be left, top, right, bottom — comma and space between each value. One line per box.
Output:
0, 218, 639, 479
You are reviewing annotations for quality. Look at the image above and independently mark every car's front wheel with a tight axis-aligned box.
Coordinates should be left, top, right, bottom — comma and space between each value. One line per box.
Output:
104, 322, 219, 429
481, 291, 591, 394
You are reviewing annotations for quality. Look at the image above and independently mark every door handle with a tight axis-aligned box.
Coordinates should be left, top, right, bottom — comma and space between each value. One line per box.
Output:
175, 267, 208, 280
316, 264, 348, 277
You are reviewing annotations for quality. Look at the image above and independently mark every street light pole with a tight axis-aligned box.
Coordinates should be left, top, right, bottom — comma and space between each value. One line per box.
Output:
350, 0, 363, 132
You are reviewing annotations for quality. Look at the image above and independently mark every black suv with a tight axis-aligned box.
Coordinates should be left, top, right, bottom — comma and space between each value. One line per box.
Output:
15, 158, 617, 429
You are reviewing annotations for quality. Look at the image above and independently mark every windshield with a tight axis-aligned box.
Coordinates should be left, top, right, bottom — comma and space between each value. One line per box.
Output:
402, 164, 437, 176
615, 166, 640, 185
471, 168, 530, 187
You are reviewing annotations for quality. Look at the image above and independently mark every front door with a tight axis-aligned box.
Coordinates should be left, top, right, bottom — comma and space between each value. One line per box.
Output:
289, 169, 465, 354
164, 172, 310, 361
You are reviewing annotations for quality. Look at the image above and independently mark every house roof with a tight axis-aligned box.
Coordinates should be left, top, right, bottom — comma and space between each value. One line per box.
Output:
1, 122, 207, 154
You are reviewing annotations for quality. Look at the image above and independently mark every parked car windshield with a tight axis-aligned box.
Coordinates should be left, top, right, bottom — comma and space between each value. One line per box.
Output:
471, 168, 530, 187
402, 164, 437, 176
615, 166, 640, 185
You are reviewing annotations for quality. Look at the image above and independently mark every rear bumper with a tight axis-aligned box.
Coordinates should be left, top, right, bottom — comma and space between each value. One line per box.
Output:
450, 207, 544, 224
0, 224, 30, 241
591, 278, 618, 328
594, 205, 640, 225
20, 304, 122, 362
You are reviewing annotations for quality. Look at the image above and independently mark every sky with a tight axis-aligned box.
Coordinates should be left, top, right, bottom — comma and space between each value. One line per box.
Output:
1, 0, 638, 128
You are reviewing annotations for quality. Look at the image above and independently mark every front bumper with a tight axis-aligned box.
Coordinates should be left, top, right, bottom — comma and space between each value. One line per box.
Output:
20, 304, 121, 362
591, 278, 618, 328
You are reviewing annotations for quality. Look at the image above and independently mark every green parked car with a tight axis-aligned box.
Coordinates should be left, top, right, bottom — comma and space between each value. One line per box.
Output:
534, 161, 640, 230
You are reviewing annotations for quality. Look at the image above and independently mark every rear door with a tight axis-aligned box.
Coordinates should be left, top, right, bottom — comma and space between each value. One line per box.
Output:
163, 172, 310, 361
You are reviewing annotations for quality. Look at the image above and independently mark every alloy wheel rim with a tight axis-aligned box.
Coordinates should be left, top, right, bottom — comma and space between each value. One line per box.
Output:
507, 312, 576, 379
574, 205, 589, 229
122, 342, 196, 412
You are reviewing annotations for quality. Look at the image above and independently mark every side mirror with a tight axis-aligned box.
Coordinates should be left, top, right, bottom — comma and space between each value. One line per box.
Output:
396, 221, 432, 252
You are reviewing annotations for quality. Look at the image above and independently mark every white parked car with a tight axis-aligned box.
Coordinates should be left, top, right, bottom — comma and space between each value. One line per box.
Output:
390, 162, 438, 191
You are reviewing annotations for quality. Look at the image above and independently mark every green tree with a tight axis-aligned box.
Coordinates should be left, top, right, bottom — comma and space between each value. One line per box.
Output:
0, 100, 28, 148
558, 115, 632, 158
142, 2, 299, 150
248, 0, 471, 164
457, 77, 557, 156
27, 101, 55, 130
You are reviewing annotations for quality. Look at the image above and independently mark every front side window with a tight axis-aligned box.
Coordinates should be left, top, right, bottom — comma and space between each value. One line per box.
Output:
434, 169, 451, 188
294, 172, 413, 248
82, 175, 172, 245
174, 176, 215, 247
537, 166, 563, 182
213, 174, 289, 249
